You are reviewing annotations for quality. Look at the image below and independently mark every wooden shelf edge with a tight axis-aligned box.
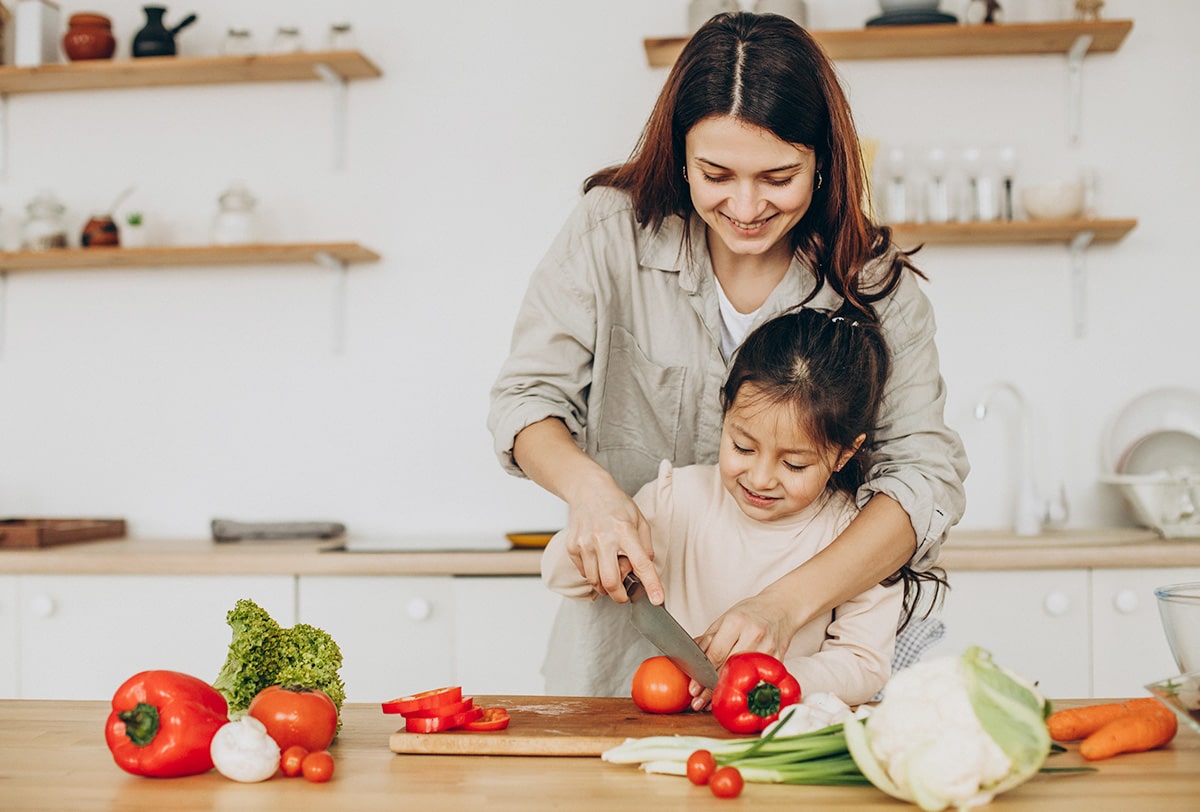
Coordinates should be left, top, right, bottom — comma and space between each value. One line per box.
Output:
0, 50, 382, 94
888, 217, 1137, 246
644, 19, 1132, 67
0, 242, 382, 272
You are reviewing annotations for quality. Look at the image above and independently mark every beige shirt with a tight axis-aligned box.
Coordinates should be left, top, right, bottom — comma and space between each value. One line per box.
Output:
489, 186, 968, 568
542, 462, 901, 706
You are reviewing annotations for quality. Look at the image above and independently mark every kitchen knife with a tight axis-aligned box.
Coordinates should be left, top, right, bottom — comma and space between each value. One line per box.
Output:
623, 572, 720, 690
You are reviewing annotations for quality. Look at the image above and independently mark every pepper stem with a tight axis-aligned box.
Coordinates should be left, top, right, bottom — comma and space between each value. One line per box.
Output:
745, 681, 781, 719
117, 702, 161, 747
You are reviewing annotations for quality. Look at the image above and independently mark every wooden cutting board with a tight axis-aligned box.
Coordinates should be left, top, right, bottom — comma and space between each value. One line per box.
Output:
388, 695, 739, 756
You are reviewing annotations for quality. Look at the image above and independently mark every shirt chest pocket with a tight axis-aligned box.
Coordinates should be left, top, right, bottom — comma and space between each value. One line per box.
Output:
594, 325, 686, 495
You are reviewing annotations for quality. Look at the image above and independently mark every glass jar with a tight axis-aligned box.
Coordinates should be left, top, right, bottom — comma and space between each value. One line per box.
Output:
222, 28, 256, 56
328, 22, 355, 50
212, 182, 258, 246
22, 192, 69, 250
270, 26, 304, 54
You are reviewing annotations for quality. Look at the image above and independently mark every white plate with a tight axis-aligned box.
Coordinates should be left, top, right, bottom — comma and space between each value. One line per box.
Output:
1118, 429, 1200, 476
1105, 387, 1200, 473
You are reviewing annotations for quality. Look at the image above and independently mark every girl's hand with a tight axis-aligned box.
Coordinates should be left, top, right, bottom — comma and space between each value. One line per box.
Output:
563, 472, 663, 604
695, 591, 798, 678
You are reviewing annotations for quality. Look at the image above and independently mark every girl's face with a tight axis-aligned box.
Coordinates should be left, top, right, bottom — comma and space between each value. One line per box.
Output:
718, 385, 860, 523
684, 115, 817, 260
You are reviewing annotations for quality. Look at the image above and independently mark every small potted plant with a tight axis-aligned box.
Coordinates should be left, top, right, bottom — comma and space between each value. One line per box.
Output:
123, 211, 147, 248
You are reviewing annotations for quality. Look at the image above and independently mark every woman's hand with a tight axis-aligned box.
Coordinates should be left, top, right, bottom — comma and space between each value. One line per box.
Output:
562, 469, 663, 604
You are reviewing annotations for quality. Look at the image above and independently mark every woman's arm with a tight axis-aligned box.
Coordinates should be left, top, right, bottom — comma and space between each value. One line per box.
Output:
514, 417, 664, 604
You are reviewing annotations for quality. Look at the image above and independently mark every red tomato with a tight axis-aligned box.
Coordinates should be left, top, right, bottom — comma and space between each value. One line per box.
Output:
709, 766, 744, 799
462, 707, 510, 731
631, 656, 691, 714
381, 686, 463, 715
686, 749, 717, 785
301, 750, 335, 783
280, 745, 308, 778
247, 685, 338, 752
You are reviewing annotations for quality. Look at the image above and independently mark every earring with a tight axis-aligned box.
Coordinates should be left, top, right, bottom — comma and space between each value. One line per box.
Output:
682, 166, 689, 182
815, 168, 823, 191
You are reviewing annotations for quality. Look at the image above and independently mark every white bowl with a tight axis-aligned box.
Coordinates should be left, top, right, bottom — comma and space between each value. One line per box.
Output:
1103, 472, 1200, 538
1021, 180, 1084, 220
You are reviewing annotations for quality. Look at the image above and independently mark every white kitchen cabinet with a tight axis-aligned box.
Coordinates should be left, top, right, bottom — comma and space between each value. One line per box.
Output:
452, 575, 560, 696
297, 575, 456, 703
924, 569, 1091, 698
17, 574, 294, 700
0, 576, 18, 698
1090, 567, 1200, 698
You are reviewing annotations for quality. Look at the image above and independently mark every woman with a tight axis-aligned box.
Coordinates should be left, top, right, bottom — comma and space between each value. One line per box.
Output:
488, 12, 968, 697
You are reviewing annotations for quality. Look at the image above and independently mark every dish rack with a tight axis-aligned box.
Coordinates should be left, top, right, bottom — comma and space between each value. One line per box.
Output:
1102, 472, 1200, 539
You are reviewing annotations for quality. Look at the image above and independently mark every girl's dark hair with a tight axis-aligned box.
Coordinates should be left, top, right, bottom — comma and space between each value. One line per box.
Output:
720, 305, 946, 629
585, 11, 924, 316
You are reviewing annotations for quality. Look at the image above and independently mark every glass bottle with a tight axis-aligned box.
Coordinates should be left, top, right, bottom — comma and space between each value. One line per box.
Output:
212, 182, 258, 246
22, 192, 69, 250
222, 28, 256, 56
270, 26, 304, 54
328, 22, 355, 51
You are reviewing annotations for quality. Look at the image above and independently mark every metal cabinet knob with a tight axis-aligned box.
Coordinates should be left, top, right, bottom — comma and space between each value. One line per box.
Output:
1113, 589, 1139, 614
406, 597, 432, 621
28, 593, 57, 618
1043, 591, 1071, 617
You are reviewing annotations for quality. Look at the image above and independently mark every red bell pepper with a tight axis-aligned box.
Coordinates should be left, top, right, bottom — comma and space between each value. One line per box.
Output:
105, 670, 230, 778
710, 652, 801, 734
463, 706, 510, 731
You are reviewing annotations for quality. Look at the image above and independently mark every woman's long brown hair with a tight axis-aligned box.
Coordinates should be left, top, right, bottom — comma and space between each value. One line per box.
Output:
585, 12, 923, 315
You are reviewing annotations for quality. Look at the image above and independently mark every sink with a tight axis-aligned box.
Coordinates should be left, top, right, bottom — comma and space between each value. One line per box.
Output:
326, 534, 514, 553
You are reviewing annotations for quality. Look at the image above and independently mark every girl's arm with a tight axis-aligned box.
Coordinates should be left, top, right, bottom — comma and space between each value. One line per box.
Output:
696, 494, 912, 673
514, 417, 664, 604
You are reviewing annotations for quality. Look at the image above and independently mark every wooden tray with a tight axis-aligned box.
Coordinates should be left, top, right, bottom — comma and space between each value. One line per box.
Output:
388, 695, 737, 757
0, 518, 126, 549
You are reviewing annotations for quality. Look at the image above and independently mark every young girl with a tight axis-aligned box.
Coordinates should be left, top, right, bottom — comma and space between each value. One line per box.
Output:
541, 307, 946, 706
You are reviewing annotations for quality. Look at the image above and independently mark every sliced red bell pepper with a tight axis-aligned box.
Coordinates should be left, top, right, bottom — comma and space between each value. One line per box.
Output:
463, 707, 510, 731
402, 697, 475, 718
381, 686, 462, 715
404, 706, 483, 733
104, 670, 230, 778
710, 652, 801, 734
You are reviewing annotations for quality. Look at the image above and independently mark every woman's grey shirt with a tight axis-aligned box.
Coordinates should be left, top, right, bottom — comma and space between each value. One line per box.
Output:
488, 187, 968, 571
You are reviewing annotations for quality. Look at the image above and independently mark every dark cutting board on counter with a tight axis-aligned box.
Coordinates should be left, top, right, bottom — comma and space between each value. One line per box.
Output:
388, 695, 738, 756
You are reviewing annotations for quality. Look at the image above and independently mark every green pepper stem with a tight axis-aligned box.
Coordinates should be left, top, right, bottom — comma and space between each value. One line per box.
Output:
117, 702, 161, 747
746, 680, 781, 719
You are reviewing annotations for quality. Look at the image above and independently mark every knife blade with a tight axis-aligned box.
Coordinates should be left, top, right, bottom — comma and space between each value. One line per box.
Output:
623, 572, 720, 690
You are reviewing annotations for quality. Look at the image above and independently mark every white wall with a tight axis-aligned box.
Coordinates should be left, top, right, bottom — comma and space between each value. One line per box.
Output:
0, 1, 1194, 541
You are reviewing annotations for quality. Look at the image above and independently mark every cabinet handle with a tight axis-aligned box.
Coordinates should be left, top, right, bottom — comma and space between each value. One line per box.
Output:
1042, 591, 1071, 617
28, 593, 57, 618
406, 597, 432, 621
1113, 589, 1139, 614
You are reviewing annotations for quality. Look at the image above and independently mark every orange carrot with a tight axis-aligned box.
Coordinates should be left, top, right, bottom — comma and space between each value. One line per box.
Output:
1047, 697, 1165, 741
1078, 702, 1178, 761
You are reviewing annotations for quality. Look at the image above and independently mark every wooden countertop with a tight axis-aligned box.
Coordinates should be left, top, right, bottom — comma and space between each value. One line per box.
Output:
1, 699, 1196, 811
1, 528, 1198, 577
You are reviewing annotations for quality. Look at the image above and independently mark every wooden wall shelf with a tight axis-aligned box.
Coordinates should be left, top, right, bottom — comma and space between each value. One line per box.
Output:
643, 19, 1132, 67
888, 218, 1136, 246
0, 242, 381, 272
0, 50, 381, 94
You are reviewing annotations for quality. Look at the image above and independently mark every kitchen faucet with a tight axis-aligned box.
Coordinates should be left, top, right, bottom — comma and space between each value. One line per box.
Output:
974, 382, 1069, 536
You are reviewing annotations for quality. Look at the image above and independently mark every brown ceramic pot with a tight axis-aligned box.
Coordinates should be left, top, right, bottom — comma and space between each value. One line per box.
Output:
81, 215, 120, 248
63, 13, 117, 61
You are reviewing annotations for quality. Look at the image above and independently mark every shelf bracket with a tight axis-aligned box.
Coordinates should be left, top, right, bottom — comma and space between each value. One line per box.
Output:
1069, 230, 1095, 339
313, 63, 348, 171
315, 251, 349, 354
1066, 34, 1093, 146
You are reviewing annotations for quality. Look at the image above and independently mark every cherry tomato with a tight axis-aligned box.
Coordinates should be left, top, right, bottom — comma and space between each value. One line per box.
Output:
301, 750, 335, 783
248, 685, 339, 752
709, 766, 744, 799
280, 745, 308, 778
686, 749, 717, 785
631, 656, 691, 714
381, 686, 463, 715
462, 707, 510, 731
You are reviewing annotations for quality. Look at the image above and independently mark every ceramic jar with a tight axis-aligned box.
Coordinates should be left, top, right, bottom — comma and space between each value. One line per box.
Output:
754, 0, 809, 26
62, 13, 116, 61
212, 182, 258, 245
81, 215, 120, 248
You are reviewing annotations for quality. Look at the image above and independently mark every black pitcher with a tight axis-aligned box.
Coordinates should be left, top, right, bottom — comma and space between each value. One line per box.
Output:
132, 6, 197, 58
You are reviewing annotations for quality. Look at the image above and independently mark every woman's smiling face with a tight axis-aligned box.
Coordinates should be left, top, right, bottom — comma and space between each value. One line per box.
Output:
684, 115, 817, 259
